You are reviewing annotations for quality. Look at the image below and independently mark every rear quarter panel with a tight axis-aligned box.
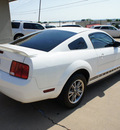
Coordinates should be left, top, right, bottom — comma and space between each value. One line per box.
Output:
31, 49, 98, 98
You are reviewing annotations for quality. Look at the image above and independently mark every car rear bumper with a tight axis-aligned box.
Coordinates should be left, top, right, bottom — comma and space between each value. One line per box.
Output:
0, 71, 55, 103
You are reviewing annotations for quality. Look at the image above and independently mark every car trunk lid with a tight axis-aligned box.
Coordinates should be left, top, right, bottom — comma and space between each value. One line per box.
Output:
0, 44, 46, 76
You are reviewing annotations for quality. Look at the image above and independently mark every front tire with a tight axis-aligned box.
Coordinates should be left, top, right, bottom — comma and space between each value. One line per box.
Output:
59, 74, 87, 108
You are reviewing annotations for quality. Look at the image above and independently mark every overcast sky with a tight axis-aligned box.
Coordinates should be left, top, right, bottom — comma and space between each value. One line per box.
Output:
9, 0, 120, 22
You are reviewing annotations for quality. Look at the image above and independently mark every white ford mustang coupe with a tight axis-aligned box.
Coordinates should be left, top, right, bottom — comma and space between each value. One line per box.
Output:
0, 27, 120, 108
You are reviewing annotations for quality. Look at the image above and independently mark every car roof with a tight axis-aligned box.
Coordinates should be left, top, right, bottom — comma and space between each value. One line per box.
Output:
93, 25, 114, 27
62, 25, 81, 27
49, 27, 96, 34
23, 27, 105, 39
12, 21, 39, 24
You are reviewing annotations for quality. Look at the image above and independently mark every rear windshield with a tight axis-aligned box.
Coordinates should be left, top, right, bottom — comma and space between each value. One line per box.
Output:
12, 30, 76, 52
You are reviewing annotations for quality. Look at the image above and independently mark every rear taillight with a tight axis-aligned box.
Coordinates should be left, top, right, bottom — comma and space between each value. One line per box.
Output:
10, 61, 29, 79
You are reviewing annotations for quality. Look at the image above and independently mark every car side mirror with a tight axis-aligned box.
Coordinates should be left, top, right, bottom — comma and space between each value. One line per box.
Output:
113, 41, 120, 47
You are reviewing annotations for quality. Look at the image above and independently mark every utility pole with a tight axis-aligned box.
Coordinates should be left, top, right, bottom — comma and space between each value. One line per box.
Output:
38, 0, 41, 23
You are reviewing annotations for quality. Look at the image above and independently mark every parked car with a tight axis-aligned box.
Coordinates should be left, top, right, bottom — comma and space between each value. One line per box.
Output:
0, 27, 120, 108
12, 21, 45, 40
91, 25, 120, 37
62, 24, 82, 27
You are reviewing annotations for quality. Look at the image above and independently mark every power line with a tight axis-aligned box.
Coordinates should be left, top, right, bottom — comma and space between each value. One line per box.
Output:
12, 0, 88, 14
41, 0, 110, 12
11, 0, 110, 15
42, 0, 88, 10
12, 12, 36, 15
10, 0, 36, 10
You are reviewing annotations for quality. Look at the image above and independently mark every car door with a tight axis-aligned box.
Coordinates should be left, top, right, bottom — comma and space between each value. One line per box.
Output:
101, 26, 119, 37
108, 26, 120, 37
89, 32, 118, 75
23, 23, 44, 35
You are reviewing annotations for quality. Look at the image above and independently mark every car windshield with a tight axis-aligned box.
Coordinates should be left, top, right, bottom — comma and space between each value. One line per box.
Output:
11, 30, 76, 52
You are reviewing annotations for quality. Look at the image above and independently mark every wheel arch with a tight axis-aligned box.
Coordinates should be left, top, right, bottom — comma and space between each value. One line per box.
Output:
70, 69, 90, 84
56, 61, 92, 98
61, 68, 90, 92
14, 33, 24, 40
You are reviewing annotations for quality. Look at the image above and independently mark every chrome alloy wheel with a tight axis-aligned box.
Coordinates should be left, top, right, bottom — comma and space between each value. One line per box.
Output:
68, 79, 84, 104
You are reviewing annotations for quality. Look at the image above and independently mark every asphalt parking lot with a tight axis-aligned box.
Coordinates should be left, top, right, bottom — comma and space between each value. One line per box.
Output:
0, 72, 120, 130
0, 38, 120, 130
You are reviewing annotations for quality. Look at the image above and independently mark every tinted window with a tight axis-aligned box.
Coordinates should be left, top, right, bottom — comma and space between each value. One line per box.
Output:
12, 22, 20, 28
109, 26, 116, 30
89, 33, 113, 49
68, 38, 87, 50
101, 26, 109, 29
45, 25, 56, 28
94, 26, 101, 29
101, 26, 117, 30
13, 30, 76, 52
23, 23, 44, 30
62, 25, 81, 27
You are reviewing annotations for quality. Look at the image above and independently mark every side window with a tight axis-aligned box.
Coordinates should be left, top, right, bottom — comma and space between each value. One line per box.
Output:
89, 33, 114, 49
23, 23, 44, 30
101, 26, 109, 29
109, 26, 116, 30
68, 38, 87, 50
94, 26, 101, 29
32, 24, 44, 30
23, 23, 32, 29
12, 22, 20, 28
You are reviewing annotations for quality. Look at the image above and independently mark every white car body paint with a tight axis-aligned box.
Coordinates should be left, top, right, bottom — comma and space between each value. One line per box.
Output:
0, 27, 120, 103
12, 21, 45, 40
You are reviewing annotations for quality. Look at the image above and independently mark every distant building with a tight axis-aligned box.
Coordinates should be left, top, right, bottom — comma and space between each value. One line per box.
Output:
76, 20, 107, 27
86, 24, 100, 28
0, 0, 15, 44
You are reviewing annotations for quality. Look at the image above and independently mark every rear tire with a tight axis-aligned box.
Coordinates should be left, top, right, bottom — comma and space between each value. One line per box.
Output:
14, 34, 24, 40
59, 74, 87, 108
